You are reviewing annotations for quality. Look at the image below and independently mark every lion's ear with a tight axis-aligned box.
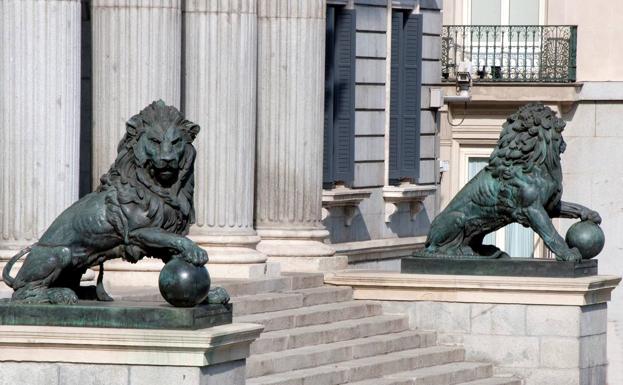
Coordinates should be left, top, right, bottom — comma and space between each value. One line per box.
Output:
183, 122, 200, 142
126, 116, 141, 138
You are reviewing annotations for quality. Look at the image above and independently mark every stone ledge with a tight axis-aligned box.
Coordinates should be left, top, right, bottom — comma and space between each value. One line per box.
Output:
382, 183, 437, 223
0, 323, 263, 367
325, 270, 621, 306
333, 236, 427, 263
322, 186, 372, 226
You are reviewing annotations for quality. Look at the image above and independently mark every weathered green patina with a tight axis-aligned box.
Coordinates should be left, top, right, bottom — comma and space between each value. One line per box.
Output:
2, 100, 228, 306
415, 103, 603, 261
0, 300, 231, 330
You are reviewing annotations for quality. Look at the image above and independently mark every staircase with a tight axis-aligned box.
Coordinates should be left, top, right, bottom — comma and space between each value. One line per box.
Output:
216, 272, 522, 385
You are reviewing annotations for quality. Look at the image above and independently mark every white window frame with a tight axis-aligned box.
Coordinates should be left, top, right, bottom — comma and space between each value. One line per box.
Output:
462, 0, 547, 26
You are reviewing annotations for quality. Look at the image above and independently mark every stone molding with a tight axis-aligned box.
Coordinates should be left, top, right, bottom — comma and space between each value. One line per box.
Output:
325, 271, 621, 306
0, 323, 263, 367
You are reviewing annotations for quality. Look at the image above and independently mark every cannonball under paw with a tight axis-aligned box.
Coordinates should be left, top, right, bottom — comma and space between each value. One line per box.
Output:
159, 258, 210, 307
565, 220, 605, 259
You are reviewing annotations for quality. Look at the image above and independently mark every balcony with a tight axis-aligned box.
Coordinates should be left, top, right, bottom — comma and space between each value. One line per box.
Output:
442, 25, 577, 83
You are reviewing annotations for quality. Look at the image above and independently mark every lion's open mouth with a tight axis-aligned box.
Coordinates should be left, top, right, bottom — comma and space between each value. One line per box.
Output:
151, 166, 179, 186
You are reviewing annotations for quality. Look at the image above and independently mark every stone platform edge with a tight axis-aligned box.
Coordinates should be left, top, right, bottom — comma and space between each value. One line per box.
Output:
0, 322, 263, 367
324, 270, 621, 306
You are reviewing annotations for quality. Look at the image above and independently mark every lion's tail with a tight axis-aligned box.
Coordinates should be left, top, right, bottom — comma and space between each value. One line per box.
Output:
2, 245, 32, 288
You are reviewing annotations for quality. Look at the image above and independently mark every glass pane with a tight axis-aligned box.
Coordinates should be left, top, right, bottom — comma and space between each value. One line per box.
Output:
505, 223, 535, 258
471, 0, 502, 25
467, 157, 496, 245
509, 0, 539, 25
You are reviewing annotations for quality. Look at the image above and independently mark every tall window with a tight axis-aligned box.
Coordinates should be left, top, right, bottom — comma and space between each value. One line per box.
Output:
389, 11, 423, 185
323, 6, 356, 189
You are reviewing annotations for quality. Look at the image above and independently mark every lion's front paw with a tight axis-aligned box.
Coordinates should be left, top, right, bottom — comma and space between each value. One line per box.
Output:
556, 247, 582, 262
47, 288, 79, 305
207, 286, 230, 305
180, 240, 209, 266
581, 209, 602, 225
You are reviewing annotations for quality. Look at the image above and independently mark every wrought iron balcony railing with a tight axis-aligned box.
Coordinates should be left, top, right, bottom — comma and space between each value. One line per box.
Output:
442, 25, 577, 83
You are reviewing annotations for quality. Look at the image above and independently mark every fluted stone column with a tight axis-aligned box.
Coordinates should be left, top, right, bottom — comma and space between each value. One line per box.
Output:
91, 0, 182, 286
255, 0, 343, 272
184, 0, 276, 278
0, 1, 81, 265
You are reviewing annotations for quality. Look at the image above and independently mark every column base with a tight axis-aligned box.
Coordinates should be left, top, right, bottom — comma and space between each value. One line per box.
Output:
191, 233, 278, 279
256, 228, 345, 272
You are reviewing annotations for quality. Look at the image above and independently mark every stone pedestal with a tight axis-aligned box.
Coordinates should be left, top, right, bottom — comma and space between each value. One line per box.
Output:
91, 0, 182, 186
326, 271, 621, 385
0, 322, 262, 385
183, 0, 276, 279
255, 0, 341, 272
0, 0, 81, 262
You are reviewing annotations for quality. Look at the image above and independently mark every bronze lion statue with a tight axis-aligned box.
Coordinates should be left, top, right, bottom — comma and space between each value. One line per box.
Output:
3, 100, 227, 304
417, 103, 601, 261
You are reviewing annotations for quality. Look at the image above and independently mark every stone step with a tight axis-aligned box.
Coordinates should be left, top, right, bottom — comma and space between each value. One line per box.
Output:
292, 285, 353, 306
250, 314, 409, 355
232, 292, 304, 316
386, 362, 493, 385
456, 377, 522, 385
247, 330, 437, 378
235, 300, 381, 332
247, 346, 465, 385
217, 272, 324, 297
231, 285, 352, 316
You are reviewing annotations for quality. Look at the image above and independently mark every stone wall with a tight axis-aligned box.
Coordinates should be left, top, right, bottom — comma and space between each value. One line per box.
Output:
324, 0, 442, 263
382, 301, 608, 385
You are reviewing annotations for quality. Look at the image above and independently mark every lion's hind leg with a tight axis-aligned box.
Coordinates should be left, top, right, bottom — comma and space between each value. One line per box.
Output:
10, 246, 78, 304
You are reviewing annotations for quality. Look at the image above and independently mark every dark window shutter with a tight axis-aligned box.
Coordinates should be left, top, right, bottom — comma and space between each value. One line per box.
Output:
389, 11, 422, 185
323, 7, 336, 187
323, 6, 356, 189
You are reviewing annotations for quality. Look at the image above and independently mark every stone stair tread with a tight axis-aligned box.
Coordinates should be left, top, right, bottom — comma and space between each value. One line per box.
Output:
289, 285, 353, 306
231, 292, 304, 316
235, 300, 381, 332
386, 362, 493, 385
247, 330, 437, 378
247, 346, 465, 385
250, 314, 409, 354
455, 377, 522, 385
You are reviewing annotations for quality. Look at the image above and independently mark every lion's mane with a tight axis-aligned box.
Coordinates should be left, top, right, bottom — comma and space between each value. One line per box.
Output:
98, 100, 199, 240
486, 103, 566, 180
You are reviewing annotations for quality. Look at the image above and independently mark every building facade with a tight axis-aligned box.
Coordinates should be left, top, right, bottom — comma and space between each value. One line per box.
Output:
0, 1, 442, 285
441, 0, 623, 382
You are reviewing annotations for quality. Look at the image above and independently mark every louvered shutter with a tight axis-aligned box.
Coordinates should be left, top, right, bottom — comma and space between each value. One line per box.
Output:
323, 7, 336, 187
323, 6, 356, 188
332, 8, 356, 186
389, 11, 422, 184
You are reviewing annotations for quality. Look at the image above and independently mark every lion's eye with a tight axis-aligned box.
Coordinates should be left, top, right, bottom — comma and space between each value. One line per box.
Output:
150, 138, 161, 144
171, 138, 180, 145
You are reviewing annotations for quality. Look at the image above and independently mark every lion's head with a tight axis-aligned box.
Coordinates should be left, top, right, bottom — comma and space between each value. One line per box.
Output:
99, 100, 199, 234
486, 103, 566, 180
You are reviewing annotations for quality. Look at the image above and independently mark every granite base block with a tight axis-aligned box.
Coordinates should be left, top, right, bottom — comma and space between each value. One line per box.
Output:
0, 300, 232, 330
402, 257, 598, 277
